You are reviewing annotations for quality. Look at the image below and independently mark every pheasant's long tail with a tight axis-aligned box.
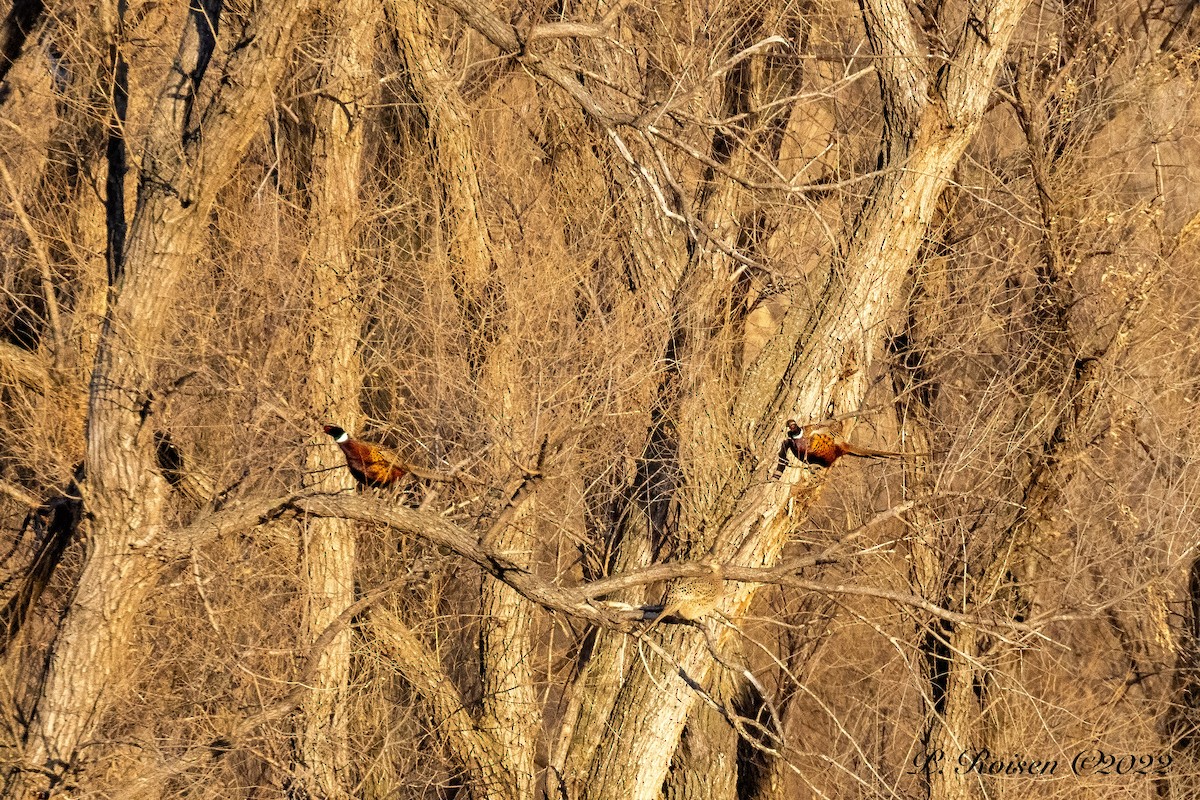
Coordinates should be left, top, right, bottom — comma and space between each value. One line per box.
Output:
405, 464, 456, 482
841, 444, 929, 459
644, 602, 679, 630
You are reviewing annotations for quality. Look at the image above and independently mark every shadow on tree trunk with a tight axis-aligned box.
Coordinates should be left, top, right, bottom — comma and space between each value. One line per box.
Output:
0, 465, 83, 655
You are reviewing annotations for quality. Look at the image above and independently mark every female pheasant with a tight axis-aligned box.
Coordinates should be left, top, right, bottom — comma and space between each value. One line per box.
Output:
650, 574, 725, 624
642, 563, 726, 627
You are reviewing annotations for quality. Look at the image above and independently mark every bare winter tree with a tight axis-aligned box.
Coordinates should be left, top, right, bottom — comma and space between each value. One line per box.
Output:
2, 0, 313, 794
0, 0, 1199, 797
290, 0, 380, 795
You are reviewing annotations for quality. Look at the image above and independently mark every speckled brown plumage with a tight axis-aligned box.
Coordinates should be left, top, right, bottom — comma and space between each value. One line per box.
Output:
649, 571, 725, 625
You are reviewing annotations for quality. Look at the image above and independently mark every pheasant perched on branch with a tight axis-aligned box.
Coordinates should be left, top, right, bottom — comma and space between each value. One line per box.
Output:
323, 425, 455, 488
775, 419, 925, 475
323, 425, 411, 488
644, 568, 725, 626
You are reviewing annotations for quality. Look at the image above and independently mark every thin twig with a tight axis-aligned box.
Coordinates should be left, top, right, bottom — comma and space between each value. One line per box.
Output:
0, 159, 65, 364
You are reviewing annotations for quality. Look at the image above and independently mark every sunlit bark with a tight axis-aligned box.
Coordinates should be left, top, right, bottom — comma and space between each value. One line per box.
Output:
6, 0, 311, 792
292, 0, 380, 796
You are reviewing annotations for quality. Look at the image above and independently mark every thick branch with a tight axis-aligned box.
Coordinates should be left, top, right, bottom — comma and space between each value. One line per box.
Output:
369, 612, 520, 799
169, 492, 1041, 636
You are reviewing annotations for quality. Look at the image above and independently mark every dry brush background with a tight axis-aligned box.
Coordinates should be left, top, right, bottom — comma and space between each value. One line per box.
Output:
1, 0, 1200, 797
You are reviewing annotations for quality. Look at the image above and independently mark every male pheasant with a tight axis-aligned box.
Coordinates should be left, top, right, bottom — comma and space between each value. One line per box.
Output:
776, 420, 923, 473
323, 425, 409, 488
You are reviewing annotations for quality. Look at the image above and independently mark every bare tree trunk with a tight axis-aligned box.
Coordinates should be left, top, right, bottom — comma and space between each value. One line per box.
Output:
663, 666, 744, 800
477, 479, 540, 800
369, 611, 519, 800
559, 0, 1031, 793
291, 1, 379, 797
389, 1, 546, 791
387, 0, 494, 337
890, 219, 988, 800
658, 7, 806, 792
0, 0, 109, 652
5, 0, 310, 793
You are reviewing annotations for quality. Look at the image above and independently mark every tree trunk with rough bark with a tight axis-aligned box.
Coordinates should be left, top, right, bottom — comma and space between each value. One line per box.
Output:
390, 1, 543, 792
5, 0, 310, 793
291, 0, 379, 796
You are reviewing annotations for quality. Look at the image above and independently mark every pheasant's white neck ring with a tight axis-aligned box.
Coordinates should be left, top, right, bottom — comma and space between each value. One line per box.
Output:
335, 432, 349, 443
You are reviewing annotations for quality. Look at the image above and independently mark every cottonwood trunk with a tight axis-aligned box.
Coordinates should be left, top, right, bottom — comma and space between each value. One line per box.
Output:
390, 2, 542, 792
477, 487, 539, 799
892, 229, 986, 800
387, 0, 494, 340
369, 611, 519, 799
6, 0, 310, 793
292, 0, 379, 796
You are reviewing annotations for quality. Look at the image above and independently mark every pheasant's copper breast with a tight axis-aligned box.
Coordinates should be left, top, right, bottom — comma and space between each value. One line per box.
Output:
324, 426, 409, 488
799, 431, 841, 467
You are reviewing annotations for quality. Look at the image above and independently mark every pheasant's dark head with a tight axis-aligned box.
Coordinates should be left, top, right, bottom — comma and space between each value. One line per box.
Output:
323, 425, 348, 442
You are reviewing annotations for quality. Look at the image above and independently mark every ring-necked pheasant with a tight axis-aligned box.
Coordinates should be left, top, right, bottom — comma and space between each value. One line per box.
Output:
644, 567, 725, 626
323, 425, 410, 488
775, 420, 925, 474
323, 425, 455, 488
